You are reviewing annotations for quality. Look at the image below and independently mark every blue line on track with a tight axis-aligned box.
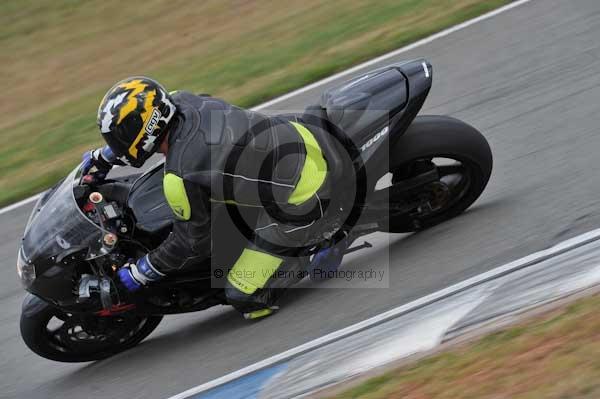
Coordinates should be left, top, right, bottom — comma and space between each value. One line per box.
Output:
191, 362, 288, 399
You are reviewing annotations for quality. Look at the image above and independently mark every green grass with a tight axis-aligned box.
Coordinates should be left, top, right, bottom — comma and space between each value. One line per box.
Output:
0, 0, 510, 206
333, 294, 600, 399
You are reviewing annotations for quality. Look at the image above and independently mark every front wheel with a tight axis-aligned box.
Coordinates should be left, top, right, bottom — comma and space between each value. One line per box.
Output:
381, 115, 492, 233
20, 294, 163, 362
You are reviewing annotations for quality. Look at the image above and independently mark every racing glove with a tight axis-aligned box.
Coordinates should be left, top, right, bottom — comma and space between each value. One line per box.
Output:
81, 145, 119, 180
117, 255, 165, 292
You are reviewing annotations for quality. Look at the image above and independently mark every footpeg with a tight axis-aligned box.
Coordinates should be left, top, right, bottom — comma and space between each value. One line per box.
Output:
344, 241, 373, 255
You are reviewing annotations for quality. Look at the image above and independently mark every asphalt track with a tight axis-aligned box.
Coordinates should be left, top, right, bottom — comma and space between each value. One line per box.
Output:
2, 0, 600, 397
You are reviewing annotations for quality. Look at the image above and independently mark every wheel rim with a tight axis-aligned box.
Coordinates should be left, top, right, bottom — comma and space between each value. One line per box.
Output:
42, 309, 151, 355
392, 156, 474, 219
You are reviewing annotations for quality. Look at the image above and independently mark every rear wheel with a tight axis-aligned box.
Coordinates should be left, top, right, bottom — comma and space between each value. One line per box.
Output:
20, 294, 162, 362
380, 116, 492, 233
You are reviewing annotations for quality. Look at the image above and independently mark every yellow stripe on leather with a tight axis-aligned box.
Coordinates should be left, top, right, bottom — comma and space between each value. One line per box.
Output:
288, 122, 327, 205
163, 173, 191, 221
227, 249, 283, 295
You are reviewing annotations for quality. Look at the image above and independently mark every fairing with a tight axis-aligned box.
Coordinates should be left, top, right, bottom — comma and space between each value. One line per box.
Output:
21, 166, 111, 265
321, 58, 432, 166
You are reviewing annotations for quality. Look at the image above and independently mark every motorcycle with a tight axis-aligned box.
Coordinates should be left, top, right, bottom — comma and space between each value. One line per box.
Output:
17, 59, 492, 362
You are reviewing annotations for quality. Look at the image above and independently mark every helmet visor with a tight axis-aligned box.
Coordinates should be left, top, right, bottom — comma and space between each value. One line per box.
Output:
102, 115, 151, 167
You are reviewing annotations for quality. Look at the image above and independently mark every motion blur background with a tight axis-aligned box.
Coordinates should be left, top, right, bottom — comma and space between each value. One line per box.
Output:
0, 0, 507, 206
5, 1, 600, 398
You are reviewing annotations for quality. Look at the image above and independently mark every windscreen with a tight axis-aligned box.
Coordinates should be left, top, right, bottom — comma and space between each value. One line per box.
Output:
21, 166, 111, 262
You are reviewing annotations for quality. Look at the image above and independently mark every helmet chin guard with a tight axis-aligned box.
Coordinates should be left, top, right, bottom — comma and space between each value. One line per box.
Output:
97, 76, 176, 167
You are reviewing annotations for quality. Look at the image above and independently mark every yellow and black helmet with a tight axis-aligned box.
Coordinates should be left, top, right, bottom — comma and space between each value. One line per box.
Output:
97, 76, 176, 167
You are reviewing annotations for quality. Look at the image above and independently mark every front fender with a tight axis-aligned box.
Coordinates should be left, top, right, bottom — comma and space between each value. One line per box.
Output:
21, 293, 52, 318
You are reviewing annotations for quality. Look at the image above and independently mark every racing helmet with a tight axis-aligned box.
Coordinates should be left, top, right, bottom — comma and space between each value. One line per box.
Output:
97, 76, 176, 167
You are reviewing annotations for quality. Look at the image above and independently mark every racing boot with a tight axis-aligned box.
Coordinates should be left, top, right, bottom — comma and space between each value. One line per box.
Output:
225, 282, 281, 320
309, 236, 350, 281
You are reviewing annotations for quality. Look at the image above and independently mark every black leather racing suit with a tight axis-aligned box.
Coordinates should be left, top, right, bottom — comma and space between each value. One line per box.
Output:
147, 91, 341, 311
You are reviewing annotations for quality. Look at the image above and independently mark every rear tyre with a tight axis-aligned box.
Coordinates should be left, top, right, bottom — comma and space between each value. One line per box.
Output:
381, 115, 492, 233
20, 294, 162, 362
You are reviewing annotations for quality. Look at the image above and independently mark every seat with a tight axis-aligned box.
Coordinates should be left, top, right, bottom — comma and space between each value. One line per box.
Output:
320, 66, 408, 143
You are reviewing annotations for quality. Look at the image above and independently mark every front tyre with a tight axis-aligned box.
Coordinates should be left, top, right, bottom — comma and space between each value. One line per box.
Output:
20, 294, 162, 362
381, 116, 492, 233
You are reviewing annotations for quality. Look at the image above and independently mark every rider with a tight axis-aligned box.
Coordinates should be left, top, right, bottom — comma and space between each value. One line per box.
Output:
83, 76, 350, 319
